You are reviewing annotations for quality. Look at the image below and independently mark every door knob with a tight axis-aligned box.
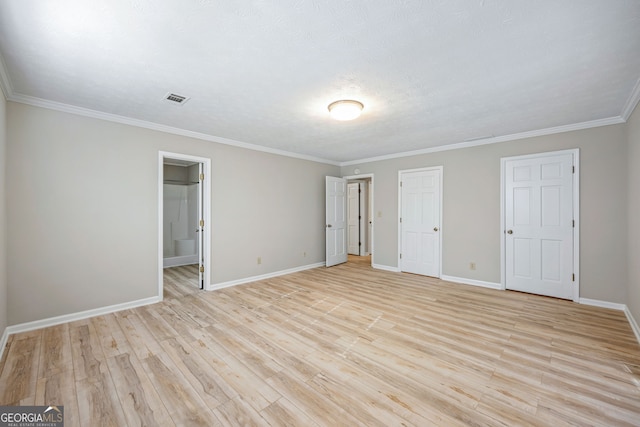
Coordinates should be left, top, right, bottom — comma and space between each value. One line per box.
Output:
433, 227, 439, 232
327, 224, 332, 228
506, 229, 513, 234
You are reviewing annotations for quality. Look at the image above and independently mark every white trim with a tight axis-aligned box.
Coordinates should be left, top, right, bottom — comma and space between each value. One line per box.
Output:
440, 275, 502, 290
340, 117, 623, 166
397, 166, 443, 278
372, 264, 400, 273
159, 152, 212, 294
624, 306, 640, 345
163, 255, 199, 268
578, 298, 626, 311
621, 76, 640, 121
500, 149, 580, 301
209, 262, 324, 291
342, 173, 375, 267
0, 327, 9, 366
9, 93, 338, 166
4, 296, 160, 336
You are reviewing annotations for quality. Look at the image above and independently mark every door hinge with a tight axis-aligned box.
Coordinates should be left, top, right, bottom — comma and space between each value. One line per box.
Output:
400, 253, 402, 259
400, 181, 402, 187
400, 217, 402, 223
572, 219, 575, 228
572, 166, 575, 173
200, 265, 205, 273
359, 188, 362, 193
358, 242, 362, 246
199, 173, 205, 181
572, 273, 575, 282
199, 219, 205, 227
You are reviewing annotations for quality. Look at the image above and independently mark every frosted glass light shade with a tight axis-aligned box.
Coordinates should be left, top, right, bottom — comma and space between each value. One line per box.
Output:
328, 100, 364, 121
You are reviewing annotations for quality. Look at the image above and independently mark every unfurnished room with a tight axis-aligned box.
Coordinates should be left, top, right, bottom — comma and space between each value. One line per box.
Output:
0, 1, 639, 426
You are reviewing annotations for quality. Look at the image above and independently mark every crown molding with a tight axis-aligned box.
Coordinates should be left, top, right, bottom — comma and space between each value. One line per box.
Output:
340, 116, 625, 166
621, 76, 640, 121
1, 48, 631, 167
6, 92, 340, 166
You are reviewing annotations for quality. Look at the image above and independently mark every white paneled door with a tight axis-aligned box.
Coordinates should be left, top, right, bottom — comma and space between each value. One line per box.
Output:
399, 168, 442, 277
326, 176, 348, 267
504, 152, 575, 300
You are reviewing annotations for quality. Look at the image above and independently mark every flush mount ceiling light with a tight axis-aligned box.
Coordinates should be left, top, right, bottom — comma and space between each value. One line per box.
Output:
328, 100, 364, 121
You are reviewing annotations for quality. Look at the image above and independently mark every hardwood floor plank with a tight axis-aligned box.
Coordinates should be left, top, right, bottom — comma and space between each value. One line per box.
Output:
106, 352, 174, 427
76, 372, 128, 427
260, 397, 321, 427
213, 396, 267, 427
36, 372, 81, 427
142, 353, 214, 426
160, 336, 233, 408
37, 324, 72, 377
0, 335, 41, 404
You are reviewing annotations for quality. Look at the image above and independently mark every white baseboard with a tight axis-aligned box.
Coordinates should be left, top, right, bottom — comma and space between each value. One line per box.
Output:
163, 255, 198, 268
578, 298, 626, 311
372, 263, 400, 273
208, 262, 324, 291
5, 296, 161, 337
624, 306, 640, 345
440, 275, 503, 290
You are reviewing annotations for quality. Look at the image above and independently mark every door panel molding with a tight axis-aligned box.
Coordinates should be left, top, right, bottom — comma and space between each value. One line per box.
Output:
500, 149, 579, 301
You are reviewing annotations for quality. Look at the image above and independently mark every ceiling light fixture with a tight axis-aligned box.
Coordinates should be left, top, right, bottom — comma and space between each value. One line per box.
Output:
328, 100, 364, 121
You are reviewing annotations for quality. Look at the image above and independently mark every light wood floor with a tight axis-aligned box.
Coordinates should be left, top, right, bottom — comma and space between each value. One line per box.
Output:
1, 257, 639, 426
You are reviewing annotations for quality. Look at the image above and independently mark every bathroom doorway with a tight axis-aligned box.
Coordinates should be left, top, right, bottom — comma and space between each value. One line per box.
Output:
158, 152, 211, 298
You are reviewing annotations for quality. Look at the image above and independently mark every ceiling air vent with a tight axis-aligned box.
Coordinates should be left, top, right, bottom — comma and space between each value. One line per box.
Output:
164, 93, 190, 105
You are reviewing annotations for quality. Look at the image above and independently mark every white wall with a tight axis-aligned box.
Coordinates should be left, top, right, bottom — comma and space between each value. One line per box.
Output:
6, 102, 339, 325
628, 104, 640, 324
0, 89, 7, 338
342, 124, 629, 303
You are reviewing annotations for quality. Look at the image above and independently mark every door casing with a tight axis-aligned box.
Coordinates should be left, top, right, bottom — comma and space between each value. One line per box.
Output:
500, 149, 580, 301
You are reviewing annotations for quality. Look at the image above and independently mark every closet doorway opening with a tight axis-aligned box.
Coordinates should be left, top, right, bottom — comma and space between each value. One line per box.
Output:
344, 174, 374, 266
158, 152, 211, 299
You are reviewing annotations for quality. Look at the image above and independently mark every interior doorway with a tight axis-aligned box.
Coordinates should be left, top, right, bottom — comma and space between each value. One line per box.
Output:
344, 174, 374, 266
158, 152, 211, 298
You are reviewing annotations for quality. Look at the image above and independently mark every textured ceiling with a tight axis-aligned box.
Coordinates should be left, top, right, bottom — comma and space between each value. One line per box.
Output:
1, 1, 639, 164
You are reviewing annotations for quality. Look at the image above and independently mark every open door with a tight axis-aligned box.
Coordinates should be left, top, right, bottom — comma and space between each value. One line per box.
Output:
326, 176, 347, 267
197, 162, 204, 289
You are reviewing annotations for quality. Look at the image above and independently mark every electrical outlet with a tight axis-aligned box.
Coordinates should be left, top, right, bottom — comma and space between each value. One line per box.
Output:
257, 257, 262, 265
470, 262, 476, 270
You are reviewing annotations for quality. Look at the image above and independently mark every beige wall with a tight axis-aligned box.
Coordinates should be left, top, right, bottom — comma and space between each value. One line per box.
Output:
7, 102, 339, 325
0, 90, 6, 336
341, 124, 628, 303
628, 104, 640, 323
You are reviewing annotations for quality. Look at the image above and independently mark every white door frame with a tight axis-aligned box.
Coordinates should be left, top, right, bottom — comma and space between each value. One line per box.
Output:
343, 173, 375, 265
158, 151, 212, 298
397, 166, 443, 277
500, 149, 580, 301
